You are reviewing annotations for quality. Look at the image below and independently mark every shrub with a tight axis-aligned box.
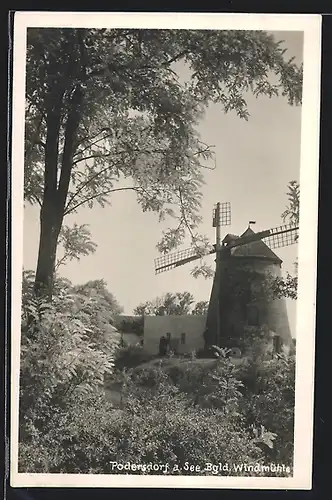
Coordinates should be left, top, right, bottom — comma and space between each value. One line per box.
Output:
19, 272, 120, 463
104, 384, 264, 476
239, 354, 296, 464
20, 365, 264, 475
114, 345, 155, 371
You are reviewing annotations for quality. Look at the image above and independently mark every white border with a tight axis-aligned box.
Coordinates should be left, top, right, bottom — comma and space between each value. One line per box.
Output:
10, 12, 322, 490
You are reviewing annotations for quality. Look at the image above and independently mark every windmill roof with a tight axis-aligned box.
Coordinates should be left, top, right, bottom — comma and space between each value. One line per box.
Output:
222, 233, 240, 245
228, 227, 282, 263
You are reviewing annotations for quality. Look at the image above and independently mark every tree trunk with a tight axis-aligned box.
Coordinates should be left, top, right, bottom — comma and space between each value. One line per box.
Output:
34, 200, 61, 299
34, 84, 84, 299
34, 87, 63, 298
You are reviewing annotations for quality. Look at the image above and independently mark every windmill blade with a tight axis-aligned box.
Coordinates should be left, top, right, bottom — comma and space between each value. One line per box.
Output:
220, 201, 231, 226
262, 224, 299, 250
155, 246, 216, 275
213, 202, 231, 227
227, 223, 299, 250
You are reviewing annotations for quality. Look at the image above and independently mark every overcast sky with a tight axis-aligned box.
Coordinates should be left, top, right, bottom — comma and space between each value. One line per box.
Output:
23, 30, 303, 337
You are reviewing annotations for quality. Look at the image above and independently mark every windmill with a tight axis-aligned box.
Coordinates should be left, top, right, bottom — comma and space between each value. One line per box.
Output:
154, 202, 298, 355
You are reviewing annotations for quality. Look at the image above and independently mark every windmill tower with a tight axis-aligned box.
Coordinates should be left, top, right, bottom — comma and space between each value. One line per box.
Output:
154, 202, 298, 356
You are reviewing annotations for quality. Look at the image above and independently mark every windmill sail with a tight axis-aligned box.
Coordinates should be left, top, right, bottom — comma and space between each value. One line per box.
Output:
261, 223, 299, 249
154, 246, 216, 274
227, 223, 298, 250
154, 223, 298, 275
213, 201, 231, 227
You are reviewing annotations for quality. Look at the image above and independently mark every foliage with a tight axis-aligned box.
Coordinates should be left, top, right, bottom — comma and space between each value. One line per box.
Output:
269, 180, 300, 300
191, 300, 209, 315
239, 354, 296, 463
270, 272, 298, 300
25, 28, 302, 295
134, 291, 195, 316
114, 316, 144, 336
19, 283, 295, 476
19, 360, 263, 475
191, 262, 215, 279
72, 278, 124, 317
166, 356, 244, 417
114, 345, 154, 371
226, 265, 274, 304
281, 180, 300, 226
19, 272, 121, 442
55, 223, 97, 270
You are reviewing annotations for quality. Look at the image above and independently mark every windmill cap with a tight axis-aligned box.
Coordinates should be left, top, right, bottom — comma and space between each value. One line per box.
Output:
222, 233, 240, 245
227, 227, 282, 263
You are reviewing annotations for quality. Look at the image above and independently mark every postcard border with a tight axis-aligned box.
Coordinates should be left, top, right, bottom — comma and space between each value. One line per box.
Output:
10, 11, 322, 490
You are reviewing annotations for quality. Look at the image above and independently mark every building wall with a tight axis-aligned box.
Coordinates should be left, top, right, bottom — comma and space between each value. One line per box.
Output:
143, 315, 207, 355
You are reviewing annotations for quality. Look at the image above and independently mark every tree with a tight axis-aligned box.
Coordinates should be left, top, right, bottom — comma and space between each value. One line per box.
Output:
134, 292, 195, 316
73, 279, 124, 317
271, 180, 300, 300
25, 28, 302, 298
281, 180, 300, 226
191, 300, 209, 315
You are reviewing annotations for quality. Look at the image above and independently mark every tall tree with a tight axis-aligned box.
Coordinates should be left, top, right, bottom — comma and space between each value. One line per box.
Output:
25, 28, 302, 298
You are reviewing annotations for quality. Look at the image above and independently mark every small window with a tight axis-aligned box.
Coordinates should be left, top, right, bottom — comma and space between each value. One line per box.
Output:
180, 333, 186, 345
247, 306, 259, 326
273, 335, 282, 353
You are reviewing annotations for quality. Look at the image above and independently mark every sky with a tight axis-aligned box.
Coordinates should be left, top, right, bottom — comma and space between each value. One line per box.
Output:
23, 30, 303, 337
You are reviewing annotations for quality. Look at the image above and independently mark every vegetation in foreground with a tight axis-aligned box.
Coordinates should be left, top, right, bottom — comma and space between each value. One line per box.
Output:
19, 272, 295, 476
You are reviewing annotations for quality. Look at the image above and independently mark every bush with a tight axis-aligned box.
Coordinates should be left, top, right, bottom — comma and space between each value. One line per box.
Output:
20, 365, 264, 475
19, 272, 120, 461
104, 385, 264, 476
239, 354, 296, 463
114, 345, 155, 371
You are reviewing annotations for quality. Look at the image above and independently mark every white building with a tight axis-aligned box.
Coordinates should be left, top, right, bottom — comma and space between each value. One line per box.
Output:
143, 315, 207, 355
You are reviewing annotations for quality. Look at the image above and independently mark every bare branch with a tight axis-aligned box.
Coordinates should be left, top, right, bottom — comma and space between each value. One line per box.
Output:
193, 145, 215, 156
54, 254, 68, 271
72, 152, 112, 166
66, 144, 177, 213
73, 129, 113, 158
64, 186, 140, 215
64, 160, 122, 213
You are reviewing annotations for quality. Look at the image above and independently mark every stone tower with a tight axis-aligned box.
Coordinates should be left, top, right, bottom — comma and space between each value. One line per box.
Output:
205, 226, 293, 354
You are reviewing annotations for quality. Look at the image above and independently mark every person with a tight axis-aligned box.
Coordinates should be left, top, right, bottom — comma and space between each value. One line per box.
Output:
203, 328, 210, 349
159, 335, 167, 356
166, 332, 172, 352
